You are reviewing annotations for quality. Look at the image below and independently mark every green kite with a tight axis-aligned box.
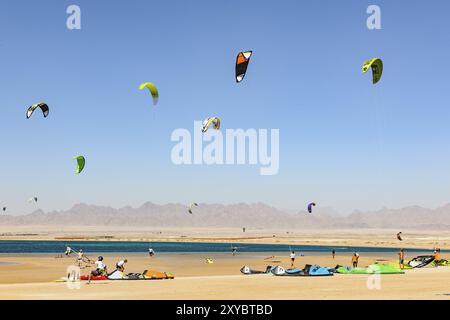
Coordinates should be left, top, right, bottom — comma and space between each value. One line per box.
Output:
362, 58, 383, 84
139, 82, 159, 105
73, 156, 85, 174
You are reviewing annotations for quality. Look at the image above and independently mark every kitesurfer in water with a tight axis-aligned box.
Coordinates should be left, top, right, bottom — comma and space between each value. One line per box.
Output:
148, 248, 155, 257
232, 247, 237, 256
116, 259, 128, 272
398, 248, 405, 269
290, 251, 296, 268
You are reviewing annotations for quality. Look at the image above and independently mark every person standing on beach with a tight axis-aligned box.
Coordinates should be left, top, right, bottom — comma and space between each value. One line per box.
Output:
290, 251, 296, 268
351, 253, 359, 268
332, 249, 336, 260
434, 248, 441, 267
398, 248, 405, 269
77, 249, 84, 267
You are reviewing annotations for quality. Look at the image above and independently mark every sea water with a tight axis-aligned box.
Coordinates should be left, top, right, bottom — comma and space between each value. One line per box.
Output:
0, 240, 444, 254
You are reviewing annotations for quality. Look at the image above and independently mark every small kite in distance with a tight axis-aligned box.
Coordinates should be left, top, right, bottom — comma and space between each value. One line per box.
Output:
188, 203, 198, 214
362, 58, 383, 84
397, 232, 403, 241
307, 202, 316, 214
139, 82, 159, 106
28, 197, 38, 203
236, 51, 253, 83
26, 103, 49, 119
73, 156, 86, 174
201, 117, 221, 133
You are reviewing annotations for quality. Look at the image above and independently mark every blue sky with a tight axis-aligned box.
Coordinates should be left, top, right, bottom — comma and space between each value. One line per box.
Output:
1, 0, 450, 215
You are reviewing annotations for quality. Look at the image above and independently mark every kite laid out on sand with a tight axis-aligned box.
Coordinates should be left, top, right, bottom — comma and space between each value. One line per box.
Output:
73, 156, 86, 174
26, 103, 49, 119
397, 232, 403, 241
205, 258, 214, 264
236, 51, 253, 83
188, 203, 198, 214
139, 82, 159, 105
307, 202, 316, 214
201, 117, 221, 133
362, 58, 383, 84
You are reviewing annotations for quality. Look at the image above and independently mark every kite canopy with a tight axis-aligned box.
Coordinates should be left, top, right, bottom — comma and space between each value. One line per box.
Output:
236, 51, 253, 83
28, 197, 38, 203
26, 103, 49, 119
307, 202, 316, 214
2, 207, 6, 212
139, 82, 159, 105
201, 117, 221, 133
73, 156, 86, 174
397, 232, 403, 241
362, 58, 383, 84
188, 203, 198, 214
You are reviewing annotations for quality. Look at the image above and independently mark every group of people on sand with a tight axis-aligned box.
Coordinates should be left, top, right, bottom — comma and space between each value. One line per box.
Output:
397, 247, 442, 269
288, 249, 340, 268
64, 245, 157, 277
90, 256, 128, 277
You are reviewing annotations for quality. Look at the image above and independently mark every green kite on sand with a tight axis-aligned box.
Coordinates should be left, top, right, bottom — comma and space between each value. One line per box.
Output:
336, 263, 404, 274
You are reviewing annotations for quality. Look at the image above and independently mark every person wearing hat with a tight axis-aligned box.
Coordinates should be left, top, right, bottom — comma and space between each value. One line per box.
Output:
91, 256, 107, 276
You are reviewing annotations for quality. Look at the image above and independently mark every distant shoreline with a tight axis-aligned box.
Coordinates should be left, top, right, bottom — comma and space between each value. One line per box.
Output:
1, 227, 448, 250
0, 239, 445, 254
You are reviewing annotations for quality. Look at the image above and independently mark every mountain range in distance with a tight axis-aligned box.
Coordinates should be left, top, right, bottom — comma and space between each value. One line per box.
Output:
1, 202, 449, 230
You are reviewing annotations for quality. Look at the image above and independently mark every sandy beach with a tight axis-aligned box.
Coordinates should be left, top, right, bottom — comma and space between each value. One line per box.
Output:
0, 249, 449, 300
1, 228, 448, 300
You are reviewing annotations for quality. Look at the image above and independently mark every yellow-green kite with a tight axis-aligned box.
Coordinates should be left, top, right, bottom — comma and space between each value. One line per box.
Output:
201, 117, 221, 133
362, 58, 383, 84
73, 156, 85, 174
139, 82, 159, 105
